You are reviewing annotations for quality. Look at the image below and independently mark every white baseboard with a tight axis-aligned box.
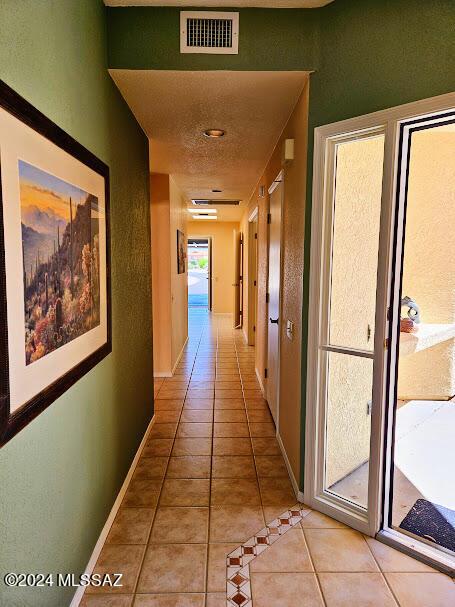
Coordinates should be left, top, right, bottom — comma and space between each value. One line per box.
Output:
171, 336, 189, 375
70, 414, 156, 607
276, 432, 304, 503
255, 367, 266, 397
153, 336, 189, 378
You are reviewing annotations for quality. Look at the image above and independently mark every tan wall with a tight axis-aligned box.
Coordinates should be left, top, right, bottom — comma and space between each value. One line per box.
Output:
241, 80, 309, 485
151, 174, 188, 375
187, 221, 239, 314
399, 128, 455, 399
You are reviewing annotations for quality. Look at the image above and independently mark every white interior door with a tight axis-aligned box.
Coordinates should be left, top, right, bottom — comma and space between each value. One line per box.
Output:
266, 172, 283, 425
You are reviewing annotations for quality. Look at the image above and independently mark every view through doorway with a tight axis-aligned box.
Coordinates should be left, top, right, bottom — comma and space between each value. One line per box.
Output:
188, 238, 211, 310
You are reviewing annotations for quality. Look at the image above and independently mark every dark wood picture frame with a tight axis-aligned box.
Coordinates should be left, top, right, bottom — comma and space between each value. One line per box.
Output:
0, 80, 111, 447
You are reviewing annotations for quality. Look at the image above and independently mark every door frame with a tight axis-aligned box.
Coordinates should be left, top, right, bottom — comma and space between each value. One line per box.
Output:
247, 206, 259, 346
266, 170, 285, 430
304, 92, 455, 541
187, 235, 212, 311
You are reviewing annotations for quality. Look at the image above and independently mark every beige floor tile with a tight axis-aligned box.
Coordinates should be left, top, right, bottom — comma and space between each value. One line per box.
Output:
137, 544, 207, 593
180, 409, 213, 423
150, 507, 209, 543
148, 423, 177, 439
205, 593, 226, 607
384, 572, 455, 606
215, 389, 243, 398
154, 400, 184, 411
154, 410, 181, 423
212, 455, 256, 478
252, 437, 281, 455
305, 528, 379, 572
184, 399, 214, 410
107, 508, 155, 544
300, 510, 347, 529
133, 457, 168, 480
81, 595, 133, 606
250, 572, 324, 607
247, 409, 273, 423
160, 478, 210, 506
319, 572, 397, 606
177, 422, 213, 438
245, 399, 269, 410
209, 505, 264, 542
214, 399, 245, 410
122, 479, 162, 508
213, 437, 252, 455
249, 422, 276, 438
263, 504, 305, 522
141, 438, 173, 457
207, 543, 238, 592
244, 389, 264, 399
255, 455, 288, 477
211, 478, 261, 506
166, 456, 211, 479
251, 528, 313, 572
214, 409, 247, 423
214, 422, 250, 437
364, 537, 435, 572
133, 595, 205, 607
258, 477, 296, 505
87, 544, 145, 594
187, 390, 214, 399
158, 390, 187, 400
172, 437, 212, 456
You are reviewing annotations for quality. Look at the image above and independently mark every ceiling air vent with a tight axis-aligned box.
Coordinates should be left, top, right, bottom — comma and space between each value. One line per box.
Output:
192, 199, 241, 206
180, 11, 239, 55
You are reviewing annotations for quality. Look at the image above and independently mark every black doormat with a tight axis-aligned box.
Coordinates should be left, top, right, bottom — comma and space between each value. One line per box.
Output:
399, 498, 455, 553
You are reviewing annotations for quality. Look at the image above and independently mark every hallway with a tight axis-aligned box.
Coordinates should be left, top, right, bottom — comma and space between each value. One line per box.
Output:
81, 311, 454, 607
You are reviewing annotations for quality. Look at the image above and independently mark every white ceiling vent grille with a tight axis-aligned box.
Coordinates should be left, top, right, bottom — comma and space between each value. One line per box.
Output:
180, 11, 239, 55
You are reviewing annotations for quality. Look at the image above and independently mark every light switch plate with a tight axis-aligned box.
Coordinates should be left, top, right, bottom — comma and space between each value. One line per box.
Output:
286, 319, 294, 340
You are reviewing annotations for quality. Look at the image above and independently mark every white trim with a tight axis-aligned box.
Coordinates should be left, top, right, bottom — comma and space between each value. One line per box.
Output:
171, 336, 189, 375
255, 367, 266, 396
248, 205, 259, 222
305, 92, 455, 547
277, 431, 301, 501
70, 414, 156, 607
267, 169, 284, 195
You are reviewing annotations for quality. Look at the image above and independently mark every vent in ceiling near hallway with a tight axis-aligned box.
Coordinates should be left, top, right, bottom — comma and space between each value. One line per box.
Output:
180, 11, 239, 55
192, 199, 241, 206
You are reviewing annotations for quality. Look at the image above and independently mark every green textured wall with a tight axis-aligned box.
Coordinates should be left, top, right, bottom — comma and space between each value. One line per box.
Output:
0, 2, 152, 606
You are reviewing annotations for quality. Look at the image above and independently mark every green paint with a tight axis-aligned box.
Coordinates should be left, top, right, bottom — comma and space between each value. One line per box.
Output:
107, 6, 320, 71
0, 1, 152, 606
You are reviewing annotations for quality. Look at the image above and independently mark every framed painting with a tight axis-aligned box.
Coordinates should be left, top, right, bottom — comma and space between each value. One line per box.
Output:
0, 80, 111, 447
177, 229, 186, 274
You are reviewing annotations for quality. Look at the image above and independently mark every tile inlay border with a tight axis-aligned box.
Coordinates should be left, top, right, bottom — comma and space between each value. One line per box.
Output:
226, 504, 311, 606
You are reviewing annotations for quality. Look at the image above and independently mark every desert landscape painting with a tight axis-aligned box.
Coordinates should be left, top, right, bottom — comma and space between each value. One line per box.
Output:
20, 160, 101, 365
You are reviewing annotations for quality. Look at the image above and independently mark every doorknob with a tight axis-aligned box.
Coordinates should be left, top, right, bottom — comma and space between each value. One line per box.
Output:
270, 317, 279, 324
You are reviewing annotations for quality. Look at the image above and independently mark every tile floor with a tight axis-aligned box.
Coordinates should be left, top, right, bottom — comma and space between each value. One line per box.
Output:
81, 310, 454, 607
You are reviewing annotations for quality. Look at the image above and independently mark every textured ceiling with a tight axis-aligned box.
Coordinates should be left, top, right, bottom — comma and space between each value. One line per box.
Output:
110, 70, 308, 220
104, 1, 334, 7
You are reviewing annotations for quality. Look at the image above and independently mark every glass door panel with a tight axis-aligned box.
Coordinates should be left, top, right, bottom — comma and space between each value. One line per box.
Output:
320, 132, 385, 513
387, 111, 455, 569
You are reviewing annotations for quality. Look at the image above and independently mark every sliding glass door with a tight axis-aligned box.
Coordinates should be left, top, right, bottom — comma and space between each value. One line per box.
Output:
306, 93, 455, 571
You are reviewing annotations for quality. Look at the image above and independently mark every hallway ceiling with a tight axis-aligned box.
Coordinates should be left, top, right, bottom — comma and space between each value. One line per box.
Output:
105, 1, 334, 7
110, 70, 308, 221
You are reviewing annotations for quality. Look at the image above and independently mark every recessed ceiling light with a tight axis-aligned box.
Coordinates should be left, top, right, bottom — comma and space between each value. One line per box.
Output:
188, 208, 217, 214
203, 129, 225, 138
191, 215, 217, 220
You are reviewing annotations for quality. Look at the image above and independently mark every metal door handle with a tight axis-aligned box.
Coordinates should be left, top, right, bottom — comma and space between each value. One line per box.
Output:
270, 317, 279, 324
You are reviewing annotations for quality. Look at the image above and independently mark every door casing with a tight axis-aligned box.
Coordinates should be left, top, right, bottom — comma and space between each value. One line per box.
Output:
304, 93, 455, 549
